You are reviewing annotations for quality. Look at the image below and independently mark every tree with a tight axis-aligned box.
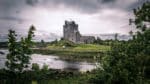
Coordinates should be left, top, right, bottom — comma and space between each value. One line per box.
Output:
131, 1, 150, 82
5, 25, 36, 73
40, 39, 46, 48
94, 37, 103, 44
90, 1, 150, 84
129, 31, 133, 36
5, 30, 18, 72
114, 33, 118, 41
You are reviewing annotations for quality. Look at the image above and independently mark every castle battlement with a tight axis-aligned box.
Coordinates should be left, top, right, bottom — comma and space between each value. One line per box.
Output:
63, 20, 95, 43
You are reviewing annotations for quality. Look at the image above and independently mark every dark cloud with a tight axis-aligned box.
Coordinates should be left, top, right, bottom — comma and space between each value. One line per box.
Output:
24, 0, 146, 14
25, 0, 101, 13
0, 0, 148, 35
0, 0, 26, 18
128, 0, 148, 10
0, 16, 24, 21
100, 0, 116, 3
0, 0, 146, 16
0, 0, 24, 9
26, 0, 38, 6
24, 0, 110, 14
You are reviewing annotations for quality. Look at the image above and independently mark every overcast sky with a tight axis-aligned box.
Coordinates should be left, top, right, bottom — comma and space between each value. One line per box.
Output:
0, 0, 148, 36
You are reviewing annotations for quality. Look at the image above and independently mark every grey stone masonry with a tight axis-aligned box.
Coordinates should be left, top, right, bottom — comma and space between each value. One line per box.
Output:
63, 20, 95, 43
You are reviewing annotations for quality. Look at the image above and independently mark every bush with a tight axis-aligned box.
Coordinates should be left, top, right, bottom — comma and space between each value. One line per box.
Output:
32, 63, 40, 71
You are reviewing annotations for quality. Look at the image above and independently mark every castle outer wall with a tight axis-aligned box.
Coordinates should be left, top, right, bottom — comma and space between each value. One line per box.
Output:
63, 20, 95, 44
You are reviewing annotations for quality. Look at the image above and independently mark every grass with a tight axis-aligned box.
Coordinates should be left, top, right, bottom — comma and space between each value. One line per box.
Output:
33, 44, 110, 62
47, 44, 110, 52
31, 77, 87, 84
73, 44, 110, 52
0, 68, 97, 84
30, 71, 96, 84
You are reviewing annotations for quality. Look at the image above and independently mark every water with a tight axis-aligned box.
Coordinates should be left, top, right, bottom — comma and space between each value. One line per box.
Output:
0, 49, 96, 72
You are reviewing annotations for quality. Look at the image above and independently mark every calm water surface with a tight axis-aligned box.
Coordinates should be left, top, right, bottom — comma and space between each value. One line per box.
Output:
0, 49, 96, 72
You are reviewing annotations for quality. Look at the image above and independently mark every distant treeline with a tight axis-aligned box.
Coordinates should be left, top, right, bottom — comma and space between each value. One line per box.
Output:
0, 41, 52, 49
0, 39, 126, 49
0, 42, 8, 48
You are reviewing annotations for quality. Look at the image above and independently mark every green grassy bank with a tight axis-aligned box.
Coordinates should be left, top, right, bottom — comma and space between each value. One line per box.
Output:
33, 44, 110, 62
0, 68, 97, 84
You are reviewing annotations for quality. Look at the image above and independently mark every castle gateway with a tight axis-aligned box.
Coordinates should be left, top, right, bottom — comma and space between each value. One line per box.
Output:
63, 20, 95, 43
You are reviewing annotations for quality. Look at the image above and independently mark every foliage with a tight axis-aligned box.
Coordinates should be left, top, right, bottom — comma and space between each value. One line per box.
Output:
32, 63, 40, 71
33, 48, 105, 62
90, 1, 150, 84
50, 39, 76, 47
94, 37, 103, 44
47, 43, 110, 52
114, 33, 118, 41
5, 25, 36, 73
39, 40, 47, 48
0, 68, 93, 84
31, 63, 50, 80
74, 44, 110, 51
46, 40, 110, 61
34, 44, 109, 62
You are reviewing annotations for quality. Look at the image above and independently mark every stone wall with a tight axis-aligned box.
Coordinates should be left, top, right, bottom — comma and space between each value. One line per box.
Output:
63, 20, 95, 43
80, 36, 95, 43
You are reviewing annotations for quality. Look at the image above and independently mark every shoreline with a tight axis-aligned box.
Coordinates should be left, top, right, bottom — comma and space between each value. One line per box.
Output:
32, 48, 107, 62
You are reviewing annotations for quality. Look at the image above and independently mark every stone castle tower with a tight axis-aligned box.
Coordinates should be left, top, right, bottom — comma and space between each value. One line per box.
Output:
63, 20, 95, 43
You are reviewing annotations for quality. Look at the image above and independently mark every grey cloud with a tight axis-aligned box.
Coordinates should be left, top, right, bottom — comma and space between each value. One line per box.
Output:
0, 0, 148, 35
128, 0, 148, 11
0, 16, 24, 22
25, 0, 101, 13
0, 0, 26, 19
0, 0, 29, 25
0, 0, 24, 9
100, 0, 116, 3
24, 0, 147, 14
0, 0, 32, 35
26, 0, 38, 6
25, 0, 119, 13
1, 0, 146, 15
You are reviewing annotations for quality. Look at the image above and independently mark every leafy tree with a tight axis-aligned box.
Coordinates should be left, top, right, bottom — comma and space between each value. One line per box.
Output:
129, 31, 133, 36
50, 39, 58, 44
41, 39, 44, 44
39, 39, 46, 48
131, 1, 150, 82
32, 63, 40, 72
41, 64, 49, 75
5, 30, 18, 72
114, 33, 118, 41
90, 1, 150, 84
5, 25, 36, 73
94, 37, 103, 44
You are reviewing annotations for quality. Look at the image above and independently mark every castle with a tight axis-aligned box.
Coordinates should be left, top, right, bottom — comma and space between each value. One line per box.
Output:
63, 20, 95, 43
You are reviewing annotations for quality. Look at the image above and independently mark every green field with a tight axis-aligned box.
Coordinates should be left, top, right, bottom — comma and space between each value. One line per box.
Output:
33, 44, 110, 62
47, 44, 110, 52
73, 44, 110, 51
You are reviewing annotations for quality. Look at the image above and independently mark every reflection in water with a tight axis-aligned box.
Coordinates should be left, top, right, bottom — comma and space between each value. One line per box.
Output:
31, 54, 96, 72
0, 50, 7, 69
0, 50, 96, 72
